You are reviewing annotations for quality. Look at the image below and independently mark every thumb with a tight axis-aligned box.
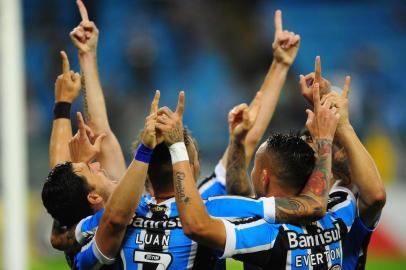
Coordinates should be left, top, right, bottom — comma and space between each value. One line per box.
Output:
305, 109, 315, 129
93, 133, 106, 150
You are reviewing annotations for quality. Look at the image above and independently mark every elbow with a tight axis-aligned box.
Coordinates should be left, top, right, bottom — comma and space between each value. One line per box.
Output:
102, 211, 130, 233
182, 220, 208, 240
305, 201, 327, 222
50, 235, 65, 251
369, 188, 386, 210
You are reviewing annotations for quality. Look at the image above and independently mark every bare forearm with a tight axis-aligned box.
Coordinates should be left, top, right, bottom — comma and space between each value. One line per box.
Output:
50, 119, 72, 168
173, 161, 225, 249
78, 53, 109, 129
275, 139, 332, 223
226, 138, 254, 196
79, 52, 126, 179
103, 160, 147, 223
337, 124, 385, 209
245, 61, 289, 159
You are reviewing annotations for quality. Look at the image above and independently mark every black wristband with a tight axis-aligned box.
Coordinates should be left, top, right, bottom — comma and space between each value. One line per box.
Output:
53, 102, 71, 119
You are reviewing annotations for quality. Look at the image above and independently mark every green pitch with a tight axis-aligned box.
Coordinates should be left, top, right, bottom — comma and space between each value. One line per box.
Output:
30, 257, 406, 270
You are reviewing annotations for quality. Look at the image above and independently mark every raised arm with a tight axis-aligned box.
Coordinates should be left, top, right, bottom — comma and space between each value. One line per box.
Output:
226, 93, 262, 197
156, 92, 226, 250
49, 51, 81, 168
321, 78, 385, 227
221, 10, 300, 171
49, 51, 81, 251
95, 91, 160, 258
226, 83, 338, 224
70, 0, 126, 180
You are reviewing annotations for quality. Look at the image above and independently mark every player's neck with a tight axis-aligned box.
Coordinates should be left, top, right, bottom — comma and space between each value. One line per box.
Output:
154, 190, 175, 204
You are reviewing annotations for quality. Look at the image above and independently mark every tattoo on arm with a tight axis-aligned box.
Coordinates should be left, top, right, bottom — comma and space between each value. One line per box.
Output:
275, 139, 332, 223
226, 139, 254, 196
168, 127, 183, 143
175, 171, 191, 204
81, 72, 90, 122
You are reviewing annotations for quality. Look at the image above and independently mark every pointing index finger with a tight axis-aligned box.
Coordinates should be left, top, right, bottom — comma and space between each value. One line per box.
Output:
314, 56, 322, 84
77, 0, 89, 22
341, 76, 351, 98
150, 90, 160, 114
274, 10, 283, 34
76, 112, 87, 135
60, 51, 70, 75
175, 91, 185, 117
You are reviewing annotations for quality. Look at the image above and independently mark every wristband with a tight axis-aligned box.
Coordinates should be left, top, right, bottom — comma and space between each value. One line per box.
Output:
53, 102, 71, 119
134, 144, 153, 163
169, 142, 189, 164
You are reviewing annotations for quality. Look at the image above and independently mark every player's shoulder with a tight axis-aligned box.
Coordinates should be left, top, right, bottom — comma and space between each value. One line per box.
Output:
328, 185, 356, 211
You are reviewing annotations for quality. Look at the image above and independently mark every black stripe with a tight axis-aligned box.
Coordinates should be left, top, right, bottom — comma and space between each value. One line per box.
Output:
355, 233, 372, 270
197, 172, 216, 189
265, 226, 289, 270
191, 244, 218, 270
141, 205, 169, 270
305, 223, 328, 270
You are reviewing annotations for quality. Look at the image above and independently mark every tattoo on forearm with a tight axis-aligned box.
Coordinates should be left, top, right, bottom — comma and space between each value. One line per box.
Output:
81, 72, 90, 121
226, 139, 254, 196
169, 126, 183, 143
275, 195, 323, 224
302, 139, 332, 197
274, 139, 332, 224
174, 171, 191, 204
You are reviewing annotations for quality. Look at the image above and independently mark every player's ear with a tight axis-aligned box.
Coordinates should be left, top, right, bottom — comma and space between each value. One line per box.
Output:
261, 169, 271, 193
87, 192, 103, 205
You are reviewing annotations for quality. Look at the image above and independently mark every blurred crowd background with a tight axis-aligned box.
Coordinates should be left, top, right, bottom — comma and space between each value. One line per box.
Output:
1, 0, 406, 269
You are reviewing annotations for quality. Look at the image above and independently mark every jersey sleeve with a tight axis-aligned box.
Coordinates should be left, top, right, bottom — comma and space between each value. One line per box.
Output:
328, 185, 357, 229
74, 235, 116, 270
220, 218, 280, 259
205, 196, 275, 223
75, 208, 104, 246
198, 161, 227, 198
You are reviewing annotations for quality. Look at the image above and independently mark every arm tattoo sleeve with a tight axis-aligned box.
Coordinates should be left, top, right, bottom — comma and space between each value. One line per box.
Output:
275, 139, 332, 224
226, 139, 255, 196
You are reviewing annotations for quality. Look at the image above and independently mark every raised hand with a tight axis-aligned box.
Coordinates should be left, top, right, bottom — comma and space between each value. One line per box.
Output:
141, 91, 161, 149
299, 56, 332, 104
156, 91, 185, 146
305, 83, 340, 141
69, 112, 106, 163
320, 76, 351, 129
272, 10, 300, 66
70, 0, 99, 54
228, 92, 262, 141
54, 51, 81, 103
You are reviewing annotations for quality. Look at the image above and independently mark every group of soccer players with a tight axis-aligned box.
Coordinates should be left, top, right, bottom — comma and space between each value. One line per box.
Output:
41, 1, 386, 269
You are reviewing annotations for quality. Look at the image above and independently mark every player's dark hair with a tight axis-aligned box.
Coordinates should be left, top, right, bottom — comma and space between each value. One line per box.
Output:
298, 128, 351, 184
41, 162, 94, 228
132, 128, 198, 194
266, 133, 316, 192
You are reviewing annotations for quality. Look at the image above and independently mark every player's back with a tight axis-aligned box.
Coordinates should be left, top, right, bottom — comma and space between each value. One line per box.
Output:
119, 196, 218, 270
221, 186, 356, 270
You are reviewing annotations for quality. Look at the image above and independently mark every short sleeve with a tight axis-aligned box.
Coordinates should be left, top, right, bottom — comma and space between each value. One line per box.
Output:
328, 186, 357, 229
198, 161, 227, 198
74, 236, 116, 270
75, 209, 104, 245
205, 196, 275, 223
219, 218, 279, 259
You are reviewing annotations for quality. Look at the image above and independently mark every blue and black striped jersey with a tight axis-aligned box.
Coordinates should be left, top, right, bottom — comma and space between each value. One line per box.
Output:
341, 212, 380, 270
220, 186, 357, 270
73, 194, 276, 270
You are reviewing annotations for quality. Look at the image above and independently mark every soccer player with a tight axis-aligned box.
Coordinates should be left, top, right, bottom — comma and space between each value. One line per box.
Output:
68, 86, 338, 269
168, 82, 357, 269
298, 57, 386, 270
